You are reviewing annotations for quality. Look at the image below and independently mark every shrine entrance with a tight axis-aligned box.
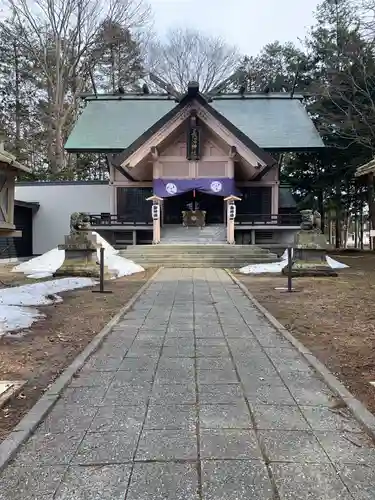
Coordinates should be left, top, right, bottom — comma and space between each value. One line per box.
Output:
163, 191, 224, 225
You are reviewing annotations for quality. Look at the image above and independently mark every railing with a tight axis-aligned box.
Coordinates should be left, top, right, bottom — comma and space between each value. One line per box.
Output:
234, 213, 301, 226
88, 213, 152, 226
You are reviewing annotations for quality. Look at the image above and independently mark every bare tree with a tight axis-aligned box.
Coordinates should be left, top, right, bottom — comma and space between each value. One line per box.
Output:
6, 0, 151, 173
147, 28, 240, 93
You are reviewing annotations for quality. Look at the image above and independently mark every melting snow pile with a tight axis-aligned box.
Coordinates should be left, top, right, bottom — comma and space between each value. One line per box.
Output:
12, 232, 144, 279
0, 277, 96, 336
239, 249, 349, 275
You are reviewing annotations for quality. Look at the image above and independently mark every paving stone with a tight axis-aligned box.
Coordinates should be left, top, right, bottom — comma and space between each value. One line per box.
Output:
252, 404, 310, 430
126, 346, 162, 357
222, 327, 254, 338
258, 430, 330, 463
196, 346, 230, 357
195, 329, 223, 338
271, 356, 313, 374
196, 358, 235, 371
251, 331, 293, 349
131, 340, 164, 351
196, 338, 228, 346
270, 462, 353, 500
197, 369, 238, 385
118, 357, 158, 371
38, 402, 98, 434
314, 431, 375, 465
284, 380, 335, 406
68, 370, 114, 388
126, 463, 199, 500
166, 328, 195, 337
0, 465, 66, 500
300, 406, 364, 433
199, 384, 245, 404
88, 405, 146, 433
72, 430, 140, 464
136, 429, 197, 460
155, 367, 195, 385
103, 382, 152, 405
54, 464, 132, 500
144, 404, 196, 430
98, 343, 133, 357
201, 460, 273, 500
110, 370, 155, 385
161, 345, 195, 357
158, 357, 195, 370
200, 429, 262, 459
164, 338, 195, 347
15, 432, 82, 465
61, 386, 108, 406
136, 331, 166, 339
83, 355, 124, 372
242, 381, 296, 405
151, 383, 196, 405
200, 403, 252, 429
337, 464, 375, 500
227, 340, 261, 353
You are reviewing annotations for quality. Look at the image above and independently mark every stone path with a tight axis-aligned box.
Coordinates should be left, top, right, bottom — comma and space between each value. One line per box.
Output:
1, 268, 375, 499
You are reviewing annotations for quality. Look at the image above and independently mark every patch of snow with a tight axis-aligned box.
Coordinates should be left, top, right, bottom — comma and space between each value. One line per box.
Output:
94, 232, 119, 255
239, 248, 349, 275
0, 277, 96, 336
104, 253, 144, 278
0, 305, 43, 335
326, 255, 349, 269
239, 261, 286, 275
12, 232, 144, 279
13, 248, 65, 277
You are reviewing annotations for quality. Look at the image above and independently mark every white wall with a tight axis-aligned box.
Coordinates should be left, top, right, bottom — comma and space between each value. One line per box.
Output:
15, 183, 111, 255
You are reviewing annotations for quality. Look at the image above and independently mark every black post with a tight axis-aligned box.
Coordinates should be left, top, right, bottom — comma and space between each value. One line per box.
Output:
287, 246, 293, 292
92, 247, 112, 294
99, 247, 105, 292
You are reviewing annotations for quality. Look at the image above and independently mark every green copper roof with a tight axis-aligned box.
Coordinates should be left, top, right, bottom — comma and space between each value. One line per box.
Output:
211, 98, 324, 150
65, 93, 324, 152
65, 96, 176, 152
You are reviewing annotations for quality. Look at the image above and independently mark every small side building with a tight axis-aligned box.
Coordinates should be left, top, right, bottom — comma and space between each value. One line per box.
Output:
0, 135, 34, 260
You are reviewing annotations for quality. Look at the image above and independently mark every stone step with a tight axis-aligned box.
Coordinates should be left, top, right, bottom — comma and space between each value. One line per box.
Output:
126, 255, 278, 262
135, 261, 274, 268
119, 240, 279, 268
120, 244, 271, 253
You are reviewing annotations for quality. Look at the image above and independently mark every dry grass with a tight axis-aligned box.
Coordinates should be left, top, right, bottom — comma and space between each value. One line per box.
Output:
0, 268, 156, 442
237, 253, 375, 413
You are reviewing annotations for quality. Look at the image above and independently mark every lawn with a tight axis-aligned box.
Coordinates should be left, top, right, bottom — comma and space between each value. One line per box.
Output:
0, 267, 156, 442
237, 253, 375, 414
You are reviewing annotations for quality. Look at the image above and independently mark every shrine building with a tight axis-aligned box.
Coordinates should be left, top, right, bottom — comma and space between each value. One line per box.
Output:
64, 80, 324, 246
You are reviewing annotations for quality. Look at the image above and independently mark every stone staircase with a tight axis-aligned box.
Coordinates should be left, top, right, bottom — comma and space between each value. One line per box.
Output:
161, 224, 226, 244
120, 244, 279, 269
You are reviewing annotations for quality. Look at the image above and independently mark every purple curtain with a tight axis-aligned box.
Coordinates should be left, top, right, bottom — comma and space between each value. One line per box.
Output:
153, 178, 239, 198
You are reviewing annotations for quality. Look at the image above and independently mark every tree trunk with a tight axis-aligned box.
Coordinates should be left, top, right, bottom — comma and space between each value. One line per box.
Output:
369, 173, 375, 251
335, 182, 341, 249
318, 189, 325, 233
13, 41, 21, 156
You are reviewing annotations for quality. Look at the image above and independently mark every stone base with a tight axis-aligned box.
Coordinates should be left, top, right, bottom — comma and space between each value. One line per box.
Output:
54, 259, 111, 279
294, 229, 330, 251
282, 260, 338, 277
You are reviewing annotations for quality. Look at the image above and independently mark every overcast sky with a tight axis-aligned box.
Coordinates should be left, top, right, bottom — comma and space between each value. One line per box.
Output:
149, 0, 321, 56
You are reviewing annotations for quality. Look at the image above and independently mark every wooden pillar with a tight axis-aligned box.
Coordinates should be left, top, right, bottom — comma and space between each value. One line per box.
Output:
272, 181, 279, 216
146, 195, 163, 244
251, 229, 256, 245
224, 195, 241, 245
